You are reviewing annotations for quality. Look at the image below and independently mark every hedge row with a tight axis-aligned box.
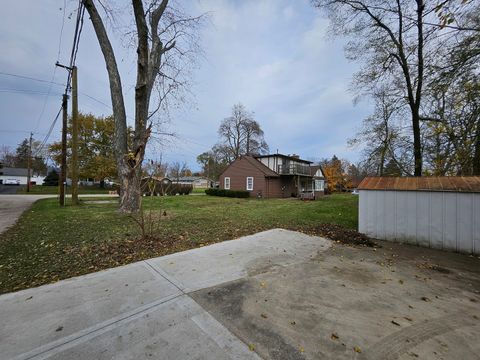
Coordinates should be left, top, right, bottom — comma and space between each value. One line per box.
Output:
205, 188, 250, 198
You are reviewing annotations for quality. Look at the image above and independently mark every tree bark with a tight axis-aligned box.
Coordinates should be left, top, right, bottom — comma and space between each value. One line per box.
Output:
84, 0, 138, 212
84, 0, 169, 213
473, 119, 480, 175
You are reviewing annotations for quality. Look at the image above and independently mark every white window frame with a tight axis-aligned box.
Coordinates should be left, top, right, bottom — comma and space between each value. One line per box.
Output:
315, 180, 324, 191
246, 177, 254, 191
224, 177, 230, 190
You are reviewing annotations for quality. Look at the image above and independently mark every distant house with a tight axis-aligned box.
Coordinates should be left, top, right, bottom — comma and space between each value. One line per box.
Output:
141, 176, 172, 195
0, 167, 45, 185
219, 154, 326, 199
171, 176, 214, 189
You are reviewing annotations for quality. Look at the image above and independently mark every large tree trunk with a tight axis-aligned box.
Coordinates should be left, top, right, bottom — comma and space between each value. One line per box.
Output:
119, 164, 142, 210
84, 0, 169, 213
84, 0, 138, 212
412, 112, 423, 176
473, 120, 480, 175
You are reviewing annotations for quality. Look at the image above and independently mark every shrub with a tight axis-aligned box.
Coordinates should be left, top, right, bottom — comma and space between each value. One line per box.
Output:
205, 188, 250, 198
43, 170, 59, 186
141, 179, 192, 196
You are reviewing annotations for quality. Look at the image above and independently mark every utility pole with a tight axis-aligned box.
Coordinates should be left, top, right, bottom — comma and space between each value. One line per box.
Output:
60, 94, 68, 206
26, 132, 33, 193
71, 66, 79, 205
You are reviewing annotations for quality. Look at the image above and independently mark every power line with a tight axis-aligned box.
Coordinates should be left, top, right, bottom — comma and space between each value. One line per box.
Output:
0, 89, 63, 96
63, 0, 86, 94
33, 0, 69, 133
33, 106, 63, 157
0, 71, 66, 87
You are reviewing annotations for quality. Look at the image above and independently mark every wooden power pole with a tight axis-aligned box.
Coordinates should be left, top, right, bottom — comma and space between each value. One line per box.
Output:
60, 94, 68, 206
26, 132, 33, 193
71, 66, 79, 205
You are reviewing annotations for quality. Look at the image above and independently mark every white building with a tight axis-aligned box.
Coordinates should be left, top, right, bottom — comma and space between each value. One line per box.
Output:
358, 177, 480, 255
0, 167, 45, 185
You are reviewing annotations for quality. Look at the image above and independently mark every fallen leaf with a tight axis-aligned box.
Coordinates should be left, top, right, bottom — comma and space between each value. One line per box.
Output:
331, 333, 339, 340
354, 346, 362, 353
299, 346, 305, 353
260, 281, 266, 288
248, 344, 256, 351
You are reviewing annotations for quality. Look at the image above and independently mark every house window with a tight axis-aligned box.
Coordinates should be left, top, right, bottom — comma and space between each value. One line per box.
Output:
224, 177, 230, 190
315, 180, 324, 191
246, 177, 254, 191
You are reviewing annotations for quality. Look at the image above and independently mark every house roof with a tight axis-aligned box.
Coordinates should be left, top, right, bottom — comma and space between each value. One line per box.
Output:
358, 176, 480, 193
0, 167, 29, 176
141, 176, 171, 183
309, 165, 325, 178
175, 176, 207, 182
243, 156, 280, 177
254, 153, 313, 164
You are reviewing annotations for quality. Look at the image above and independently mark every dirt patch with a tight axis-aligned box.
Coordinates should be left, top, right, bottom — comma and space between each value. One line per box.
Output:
295, 223, 378, 247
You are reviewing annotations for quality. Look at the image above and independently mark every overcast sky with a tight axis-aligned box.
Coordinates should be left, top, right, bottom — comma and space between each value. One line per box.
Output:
0, 0, 371, 171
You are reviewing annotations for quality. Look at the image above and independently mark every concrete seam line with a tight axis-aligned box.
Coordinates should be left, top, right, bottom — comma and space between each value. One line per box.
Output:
191, 311, 262, 360
12, 293, 183, 360
143, 259, 188, 293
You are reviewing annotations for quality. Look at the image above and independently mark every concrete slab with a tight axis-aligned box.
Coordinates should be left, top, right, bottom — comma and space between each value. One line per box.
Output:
0, 262, 181, 359
4, 227, 477, 359
1, 229, 328, 359
146, 229, 330, 292
192, 240, 480, 360
42, 296, 259, 360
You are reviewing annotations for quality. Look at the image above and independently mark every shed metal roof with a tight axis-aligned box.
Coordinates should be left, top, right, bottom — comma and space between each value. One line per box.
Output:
358, 176, 480, 193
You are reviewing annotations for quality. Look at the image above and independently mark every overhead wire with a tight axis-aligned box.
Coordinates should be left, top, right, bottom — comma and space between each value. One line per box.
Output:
33, 0, 86, 157
33, 0, 68, 133
0, 71, 66, 87
33, 106, 63, 157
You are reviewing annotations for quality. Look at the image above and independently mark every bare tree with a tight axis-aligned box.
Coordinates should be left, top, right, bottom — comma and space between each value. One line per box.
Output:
168, 161, 189, 180
0, 145, 16, 167
312, 0, 444, 176
83, 0, 203, 212
349, 87, 413, 176
217, 103, 269, 162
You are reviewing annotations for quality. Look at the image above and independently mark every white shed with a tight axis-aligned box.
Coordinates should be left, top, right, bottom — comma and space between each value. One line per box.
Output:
358, 177, 480, 255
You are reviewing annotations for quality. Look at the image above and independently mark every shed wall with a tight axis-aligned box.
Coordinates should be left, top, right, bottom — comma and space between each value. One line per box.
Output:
359, 190, 480, 254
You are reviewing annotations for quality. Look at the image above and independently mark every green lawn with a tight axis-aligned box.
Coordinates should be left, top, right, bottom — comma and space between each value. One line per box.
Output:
191, 187, 208, 194
16, 185, 111, 195
0, 194, 358, 294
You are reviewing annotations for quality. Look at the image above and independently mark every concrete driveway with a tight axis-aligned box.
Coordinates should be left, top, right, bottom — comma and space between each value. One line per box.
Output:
0, 193, 119, 234
0, 229, 479, 359
0, 194, 53, 233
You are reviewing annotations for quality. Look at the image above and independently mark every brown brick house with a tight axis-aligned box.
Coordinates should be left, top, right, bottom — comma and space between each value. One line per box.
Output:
219, 154, 326, 199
